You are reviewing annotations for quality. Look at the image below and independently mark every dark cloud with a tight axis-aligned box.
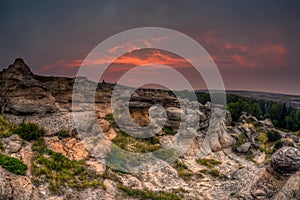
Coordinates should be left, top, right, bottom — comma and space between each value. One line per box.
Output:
0, 0, 300, 94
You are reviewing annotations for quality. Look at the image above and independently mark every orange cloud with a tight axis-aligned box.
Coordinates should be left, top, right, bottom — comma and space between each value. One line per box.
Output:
38, 31, 288, 78
38, 48, 192, 75
202, 31, 288, 69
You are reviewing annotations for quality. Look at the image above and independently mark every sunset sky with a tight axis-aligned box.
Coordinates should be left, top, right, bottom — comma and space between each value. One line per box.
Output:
1, 0, 300, 94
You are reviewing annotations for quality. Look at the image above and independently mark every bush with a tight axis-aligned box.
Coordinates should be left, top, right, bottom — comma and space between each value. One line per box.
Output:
162, 125, 176, 135
0, 154, 27, 175
266, 130, 281, 142
232, 134, 247, 151
12, 122, 45, 141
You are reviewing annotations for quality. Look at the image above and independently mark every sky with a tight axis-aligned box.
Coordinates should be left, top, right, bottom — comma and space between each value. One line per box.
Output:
0, 0, 300, 95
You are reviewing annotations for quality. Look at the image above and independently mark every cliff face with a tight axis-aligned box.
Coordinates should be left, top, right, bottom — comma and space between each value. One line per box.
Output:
0, 59, 299, 200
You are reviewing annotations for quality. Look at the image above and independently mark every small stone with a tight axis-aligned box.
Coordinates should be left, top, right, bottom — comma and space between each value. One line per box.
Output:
236, 142, 251, 153
253, 189, 266, 199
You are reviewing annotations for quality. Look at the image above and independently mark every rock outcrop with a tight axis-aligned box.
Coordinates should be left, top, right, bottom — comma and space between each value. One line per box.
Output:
0, 59, 299, 200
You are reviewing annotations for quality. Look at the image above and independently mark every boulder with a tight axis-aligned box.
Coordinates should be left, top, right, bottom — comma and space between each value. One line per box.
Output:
270, 147, 300, 176
238, 114, 258, 123
2, 134, 23, 154
236, 142, 251, 153
166, 107, 183, 121
258, 119, 274, 129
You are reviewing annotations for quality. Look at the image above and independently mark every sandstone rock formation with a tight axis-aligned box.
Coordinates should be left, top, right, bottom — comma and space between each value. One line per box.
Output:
0, 59, 299, 200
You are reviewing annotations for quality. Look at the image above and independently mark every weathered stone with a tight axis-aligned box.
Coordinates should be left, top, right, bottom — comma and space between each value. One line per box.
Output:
270, 147, 300, 176
236, 142, 251, 153
166, 107, 183, 121
2, 134, 23, 154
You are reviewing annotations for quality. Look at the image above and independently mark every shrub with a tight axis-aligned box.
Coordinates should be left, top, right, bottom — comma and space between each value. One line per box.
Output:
232, 134, 247, 151
257, 132, 268, 144
12, 122, 45, 141
266, 130, 281, 142
162, 125, 176, 135
0, 154, 27, 175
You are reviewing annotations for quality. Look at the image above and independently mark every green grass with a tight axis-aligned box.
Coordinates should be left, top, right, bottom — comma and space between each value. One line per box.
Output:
31, 139, 104, 195
55, 130, 71, 139
12, 122, 45, 141
208, 169, 220, 177
173, 160, 204, 180
257, 132, 268, 144
162, 125, 176, 135
0, 153, 27, 175
232, 134, 247, 151
256, 131, 284, 156
0, 115, 14, 139
230, 192, 237, 196
112, 130, 160, 153
200, 169, 222, 178
104, 114, 161, 153
246, 155, 257, 164
196, 159, 222, 169
118, 185, 181, 200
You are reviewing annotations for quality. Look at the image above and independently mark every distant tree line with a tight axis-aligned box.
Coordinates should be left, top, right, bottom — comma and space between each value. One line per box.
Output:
196, 92, 300, 131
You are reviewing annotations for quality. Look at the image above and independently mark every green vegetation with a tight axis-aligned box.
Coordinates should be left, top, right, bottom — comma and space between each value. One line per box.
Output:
224, 95, 300, 131
55, 129, 71, 139
246, 155, 257, 164
162, 125, 176, 135
173, 160, 204, 180
195, 92, 300, 131
196, 158, 222, 169
199, 169, 222, 178
0, 115, 14, 139
118, 184, 181, 200
112, 130, 160, 153
230, 192, 237, 196
105, 114, 161, 153
12, 122, 45, 141
0, 154, 27, 175
266, 130, 281, 142
208, 169, 220, 177
31, 139, 104, 195
232, 134, 247, 151
104, 113, 114, 122
256, 131, 283, 155
196, 158, 223, 178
